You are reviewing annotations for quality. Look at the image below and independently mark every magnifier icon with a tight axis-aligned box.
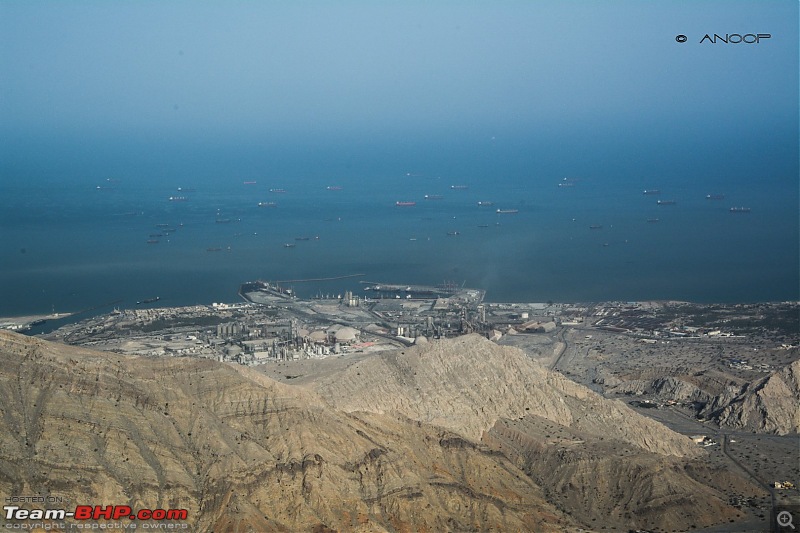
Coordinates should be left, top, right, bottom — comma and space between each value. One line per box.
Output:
778, 510, 796, 530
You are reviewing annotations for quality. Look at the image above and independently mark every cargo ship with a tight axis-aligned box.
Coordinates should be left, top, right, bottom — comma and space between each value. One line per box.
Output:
243, 180, 257, 185
657, 200, 676, 205
270, 188, 287, 193
730, 207, 751, 213
424, 194, 443, 200
496, 209, 519, 214
450, 185, 469, 190
326, 186, 343, 191
706, 194, 725, 200
258, 202, 277, 207
477, 201, 494, 206
396, 201, 416, 207
136, 297, 160, 305
589, 225, 603, 230
643, 190, 661, 195
168, 196, 188, 202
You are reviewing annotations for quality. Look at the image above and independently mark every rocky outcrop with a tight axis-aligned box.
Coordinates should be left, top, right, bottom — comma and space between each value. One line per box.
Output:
311, 334, 702, 457
609, 376, 713, 404
703, 360, 800, 435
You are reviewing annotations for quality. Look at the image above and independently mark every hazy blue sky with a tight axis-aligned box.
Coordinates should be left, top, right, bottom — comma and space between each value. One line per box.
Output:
2, 1, 797, 148
1, 1, 798, 308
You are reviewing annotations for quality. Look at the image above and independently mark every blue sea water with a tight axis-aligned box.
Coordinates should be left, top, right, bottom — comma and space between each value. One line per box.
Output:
1, 134, 798, 317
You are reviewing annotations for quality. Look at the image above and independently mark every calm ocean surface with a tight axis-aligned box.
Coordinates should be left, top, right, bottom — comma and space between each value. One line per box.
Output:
1, 137, 798, 317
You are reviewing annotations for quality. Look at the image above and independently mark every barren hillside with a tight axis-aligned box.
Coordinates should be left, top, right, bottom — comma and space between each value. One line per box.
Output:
310, 334, 703, 456
703, 359, 800, 435
0, 330, 578, 532
0, 330, 763, 532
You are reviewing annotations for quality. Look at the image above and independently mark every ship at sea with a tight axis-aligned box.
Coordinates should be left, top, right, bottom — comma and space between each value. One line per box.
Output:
657, 200, 676, 205
706, 194, 725, 200
136, 296, 160, 305
496, 208, 519, 214
395, 201, 416, 207
730, 207, 752, 213
424, 194, 443, 200
643, 189, 661, 195
326, 186, 343, 191
270, 188, 287, 193
258, 202, 277, 207
477, 201, 494, 206
450, 185, 469, 190
168, 196, 188, 202
589, 225, 603, 230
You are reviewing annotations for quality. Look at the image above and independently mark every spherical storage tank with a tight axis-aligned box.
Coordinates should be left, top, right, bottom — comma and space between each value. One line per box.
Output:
333, 326, 358, 343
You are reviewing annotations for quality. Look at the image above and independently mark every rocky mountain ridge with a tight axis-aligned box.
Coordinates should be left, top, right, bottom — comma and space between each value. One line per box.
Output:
0, 330, 763, 532
702, 359, 800, 435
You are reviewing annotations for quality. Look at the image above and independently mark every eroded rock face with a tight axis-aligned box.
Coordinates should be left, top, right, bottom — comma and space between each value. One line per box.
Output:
0, 331, 762, 532
311, 334, 703, 457
704, 360, 800, 435
609, 376, 713, 404
0, 331, 575, 532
